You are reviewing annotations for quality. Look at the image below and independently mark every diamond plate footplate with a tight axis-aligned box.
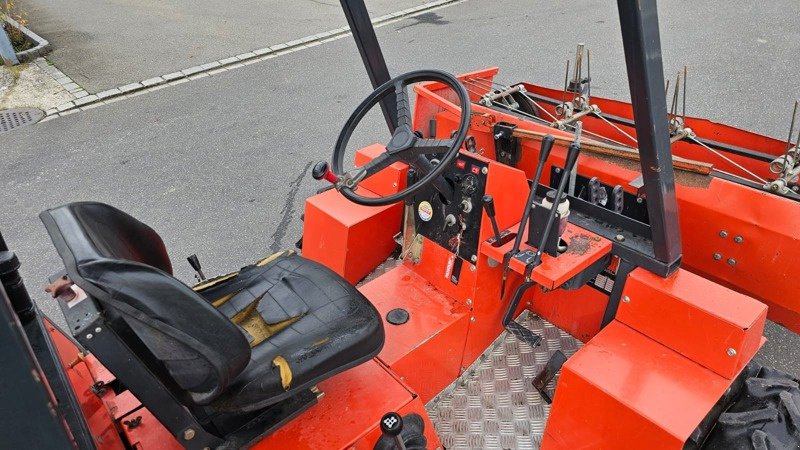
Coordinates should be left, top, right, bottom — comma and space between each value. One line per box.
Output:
426, 313, 582, 449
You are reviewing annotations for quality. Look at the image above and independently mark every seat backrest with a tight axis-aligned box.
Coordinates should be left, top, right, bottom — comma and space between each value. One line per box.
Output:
40, 202, 251, 405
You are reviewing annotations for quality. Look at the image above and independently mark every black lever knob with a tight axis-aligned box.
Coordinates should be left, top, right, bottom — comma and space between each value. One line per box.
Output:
539, 135, 555, 164
482, 195, 496, 218
482, 195, 504, 246
380, 412, 403, 437
312, 161, 338, 184
187, 254, 206, 281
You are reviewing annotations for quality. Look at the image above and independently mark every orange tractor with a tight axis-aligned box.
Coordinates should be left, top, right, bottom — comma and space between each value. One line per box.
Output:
1, 1, 798, 449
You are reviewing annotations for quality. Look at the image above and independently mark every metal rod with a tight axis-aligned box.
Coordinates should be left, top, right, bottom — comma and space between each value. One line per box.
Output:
682, 65, 688, 121
616, 0, 683, 269
587, 48, 592, 99
783, 100, 799, 178
560, 59, 570, 115
501, 136, 556, 296
531, 140, 582, 267
339, 0, 397, 133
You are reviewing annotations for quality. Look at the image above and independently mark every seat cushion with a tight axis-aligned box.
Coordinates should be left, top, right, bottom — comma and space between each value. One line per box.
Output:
198, 253, 384, 412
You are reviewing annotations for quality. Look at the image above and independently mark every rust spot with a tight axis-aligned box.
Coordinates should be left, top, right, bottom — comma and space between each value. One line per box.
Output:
566, 234, 592, 255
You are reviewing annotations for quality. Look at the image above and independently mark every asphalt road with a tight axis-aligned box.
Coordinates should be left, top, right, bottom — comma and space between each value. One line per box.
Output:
16, 0, 435, 93
3, 0, 800, 374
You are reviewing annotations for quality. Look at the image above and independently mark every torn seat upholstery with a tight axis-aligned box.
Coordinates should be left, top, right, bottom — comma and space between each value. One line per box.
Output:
40, 202, 384, 414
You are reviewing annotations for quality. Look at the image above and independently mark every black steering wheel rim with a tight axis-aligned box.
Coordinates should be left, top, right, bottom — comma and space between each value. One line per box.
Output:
331, 69, 471, 206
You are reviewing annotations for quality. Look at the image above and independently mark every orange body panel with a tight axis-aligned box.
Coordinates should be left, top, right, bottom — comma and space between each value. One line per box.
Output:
120, 408, 182, 450
416, 70, 800, 333
359, 263, 471, 403
543, 322, 734, 450
530, 283, 609, 343
480, 223, 612, 290
303, 187, 402, 284
45, 320, 126, 450
617, 268, 767, 379
256, 359, 440, 450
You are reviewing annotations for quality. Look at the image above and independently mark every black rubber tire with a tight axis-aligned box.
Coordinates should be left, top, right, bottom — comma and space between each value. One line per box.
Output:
702, 363, 800, 449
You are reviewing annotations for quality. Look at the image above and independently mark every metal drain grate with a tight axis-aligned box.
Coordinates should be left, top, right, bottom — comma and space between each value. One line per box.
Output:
0, 108, 45, 134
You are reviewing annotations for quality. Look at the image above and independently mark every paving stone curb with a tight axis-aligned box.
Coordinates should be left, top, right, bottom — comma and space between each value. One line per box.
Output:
40, 0, 465, 120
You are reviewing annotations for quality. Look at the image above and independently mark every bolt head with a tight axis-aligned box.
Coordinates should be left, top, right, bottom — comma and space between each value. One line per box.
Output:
183, 429, 196, 441
470, 316, 476, 322
615, 234, 625, 242
470, 254, 477, 263
94, 327, 101, 333
728, 258, 737, 266
636, 197, 643, 204
734, 236, 743, 243
719, 230, 728, 238
469, 264, 476, 272
466, 299, 473, 306
622, 296, 630, 303
481, 167, 488, 175
713, 253, 722, 261
727, 348, 737, 357
86, 334, 93, 340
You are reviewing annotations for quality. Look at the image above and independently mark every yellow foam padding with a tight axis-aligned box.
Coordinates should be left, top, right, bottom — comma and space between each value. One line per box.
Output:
192, 272, 238, 292
272, 356, 293, 390
211, 289, 241, 308
255, 250, 295, 267
229, 293, 302, 348
192, 250, 295, 292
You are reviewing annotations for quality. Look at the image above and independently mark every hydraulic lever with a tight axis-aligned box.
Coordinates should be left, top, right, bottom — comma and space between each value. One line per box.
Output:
482, 195, 503, 245
500, 135, 555, 298
187, 254, 206, 282
500, 135, 582, 346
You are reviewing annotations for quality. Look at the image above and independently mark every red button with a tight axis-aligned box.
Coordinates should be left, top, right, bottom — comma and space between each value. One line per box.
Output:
471, 165, 480, 174
456, 159, 466, 169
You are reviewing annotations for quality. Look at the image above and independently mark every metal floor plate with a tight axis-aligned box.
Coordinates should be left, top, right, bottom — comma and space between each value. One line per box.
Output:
427, 313, 583, 450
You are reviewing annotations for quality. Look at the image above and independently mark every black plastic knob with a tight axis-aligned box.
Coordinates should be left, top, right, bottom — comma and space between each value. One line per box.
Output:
482, 195, 496, 218
312, 161, 329, 180
187, 254, 202, 272
380, 412, 403, 437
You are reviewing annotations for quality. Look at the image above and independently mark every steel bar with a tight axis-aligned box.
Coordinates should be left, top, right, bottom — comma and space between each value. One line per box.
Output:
339, 0, 397, 133
616, 0, 682, 269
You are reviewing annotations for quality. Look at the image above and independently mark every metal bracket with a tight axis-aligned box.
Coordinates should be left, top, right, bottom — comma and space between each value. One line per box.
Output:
493, 122, 521, 167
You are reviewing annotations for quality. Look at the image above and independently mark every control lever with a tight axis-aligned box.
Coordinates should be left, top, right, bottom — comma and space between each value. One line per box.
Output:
500, 135, 555, 298
379, 412, 406, 450
482, 195, 503, 245
311, 161, 339, 184
187, 254, 206, 282
500, 135, 582, 347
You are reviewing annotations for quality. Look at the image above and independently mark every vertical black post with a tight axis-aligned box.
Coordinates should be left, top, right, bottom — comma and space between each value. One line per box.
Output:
0, 285, 76, 450
616, 0, 682, 268
339, 0, 398, 133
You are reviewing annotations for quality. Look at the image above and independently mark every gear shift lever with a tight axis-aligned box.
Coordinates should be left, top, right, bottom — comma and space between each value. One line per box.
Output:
379, 412, 406, 450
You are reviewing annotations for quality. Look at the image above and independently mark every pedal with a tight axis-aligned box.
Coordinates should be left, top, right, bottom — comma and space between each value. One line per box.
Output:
532, 350, 568, 404
506, 321, 542, 348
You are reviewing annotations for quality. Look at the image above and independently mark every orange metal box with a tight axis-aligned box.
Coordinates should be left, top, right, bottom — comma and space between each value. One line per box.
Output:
360, 263, 471, 403
543, 321, 734, 450
303, 188, 402, 284
616, 268, 767, 379
257, 359, 440, 450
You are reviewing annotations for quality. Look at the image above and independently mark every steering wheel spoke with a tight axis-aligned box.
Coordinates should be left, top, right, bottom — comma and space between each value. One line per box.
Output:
409, 138, 454, 157
395, 81, 412, 130
342, 151, 395, 189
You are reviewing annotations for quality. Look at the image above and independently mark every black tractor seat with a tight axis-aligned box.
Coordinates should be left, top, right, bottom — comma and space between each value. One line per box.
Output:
40, 202, 384, 445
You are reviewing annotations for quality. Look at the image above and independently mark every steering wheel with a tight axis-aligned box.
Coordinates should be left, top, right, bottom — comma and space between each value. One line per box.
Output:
315, 70, 471, 207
